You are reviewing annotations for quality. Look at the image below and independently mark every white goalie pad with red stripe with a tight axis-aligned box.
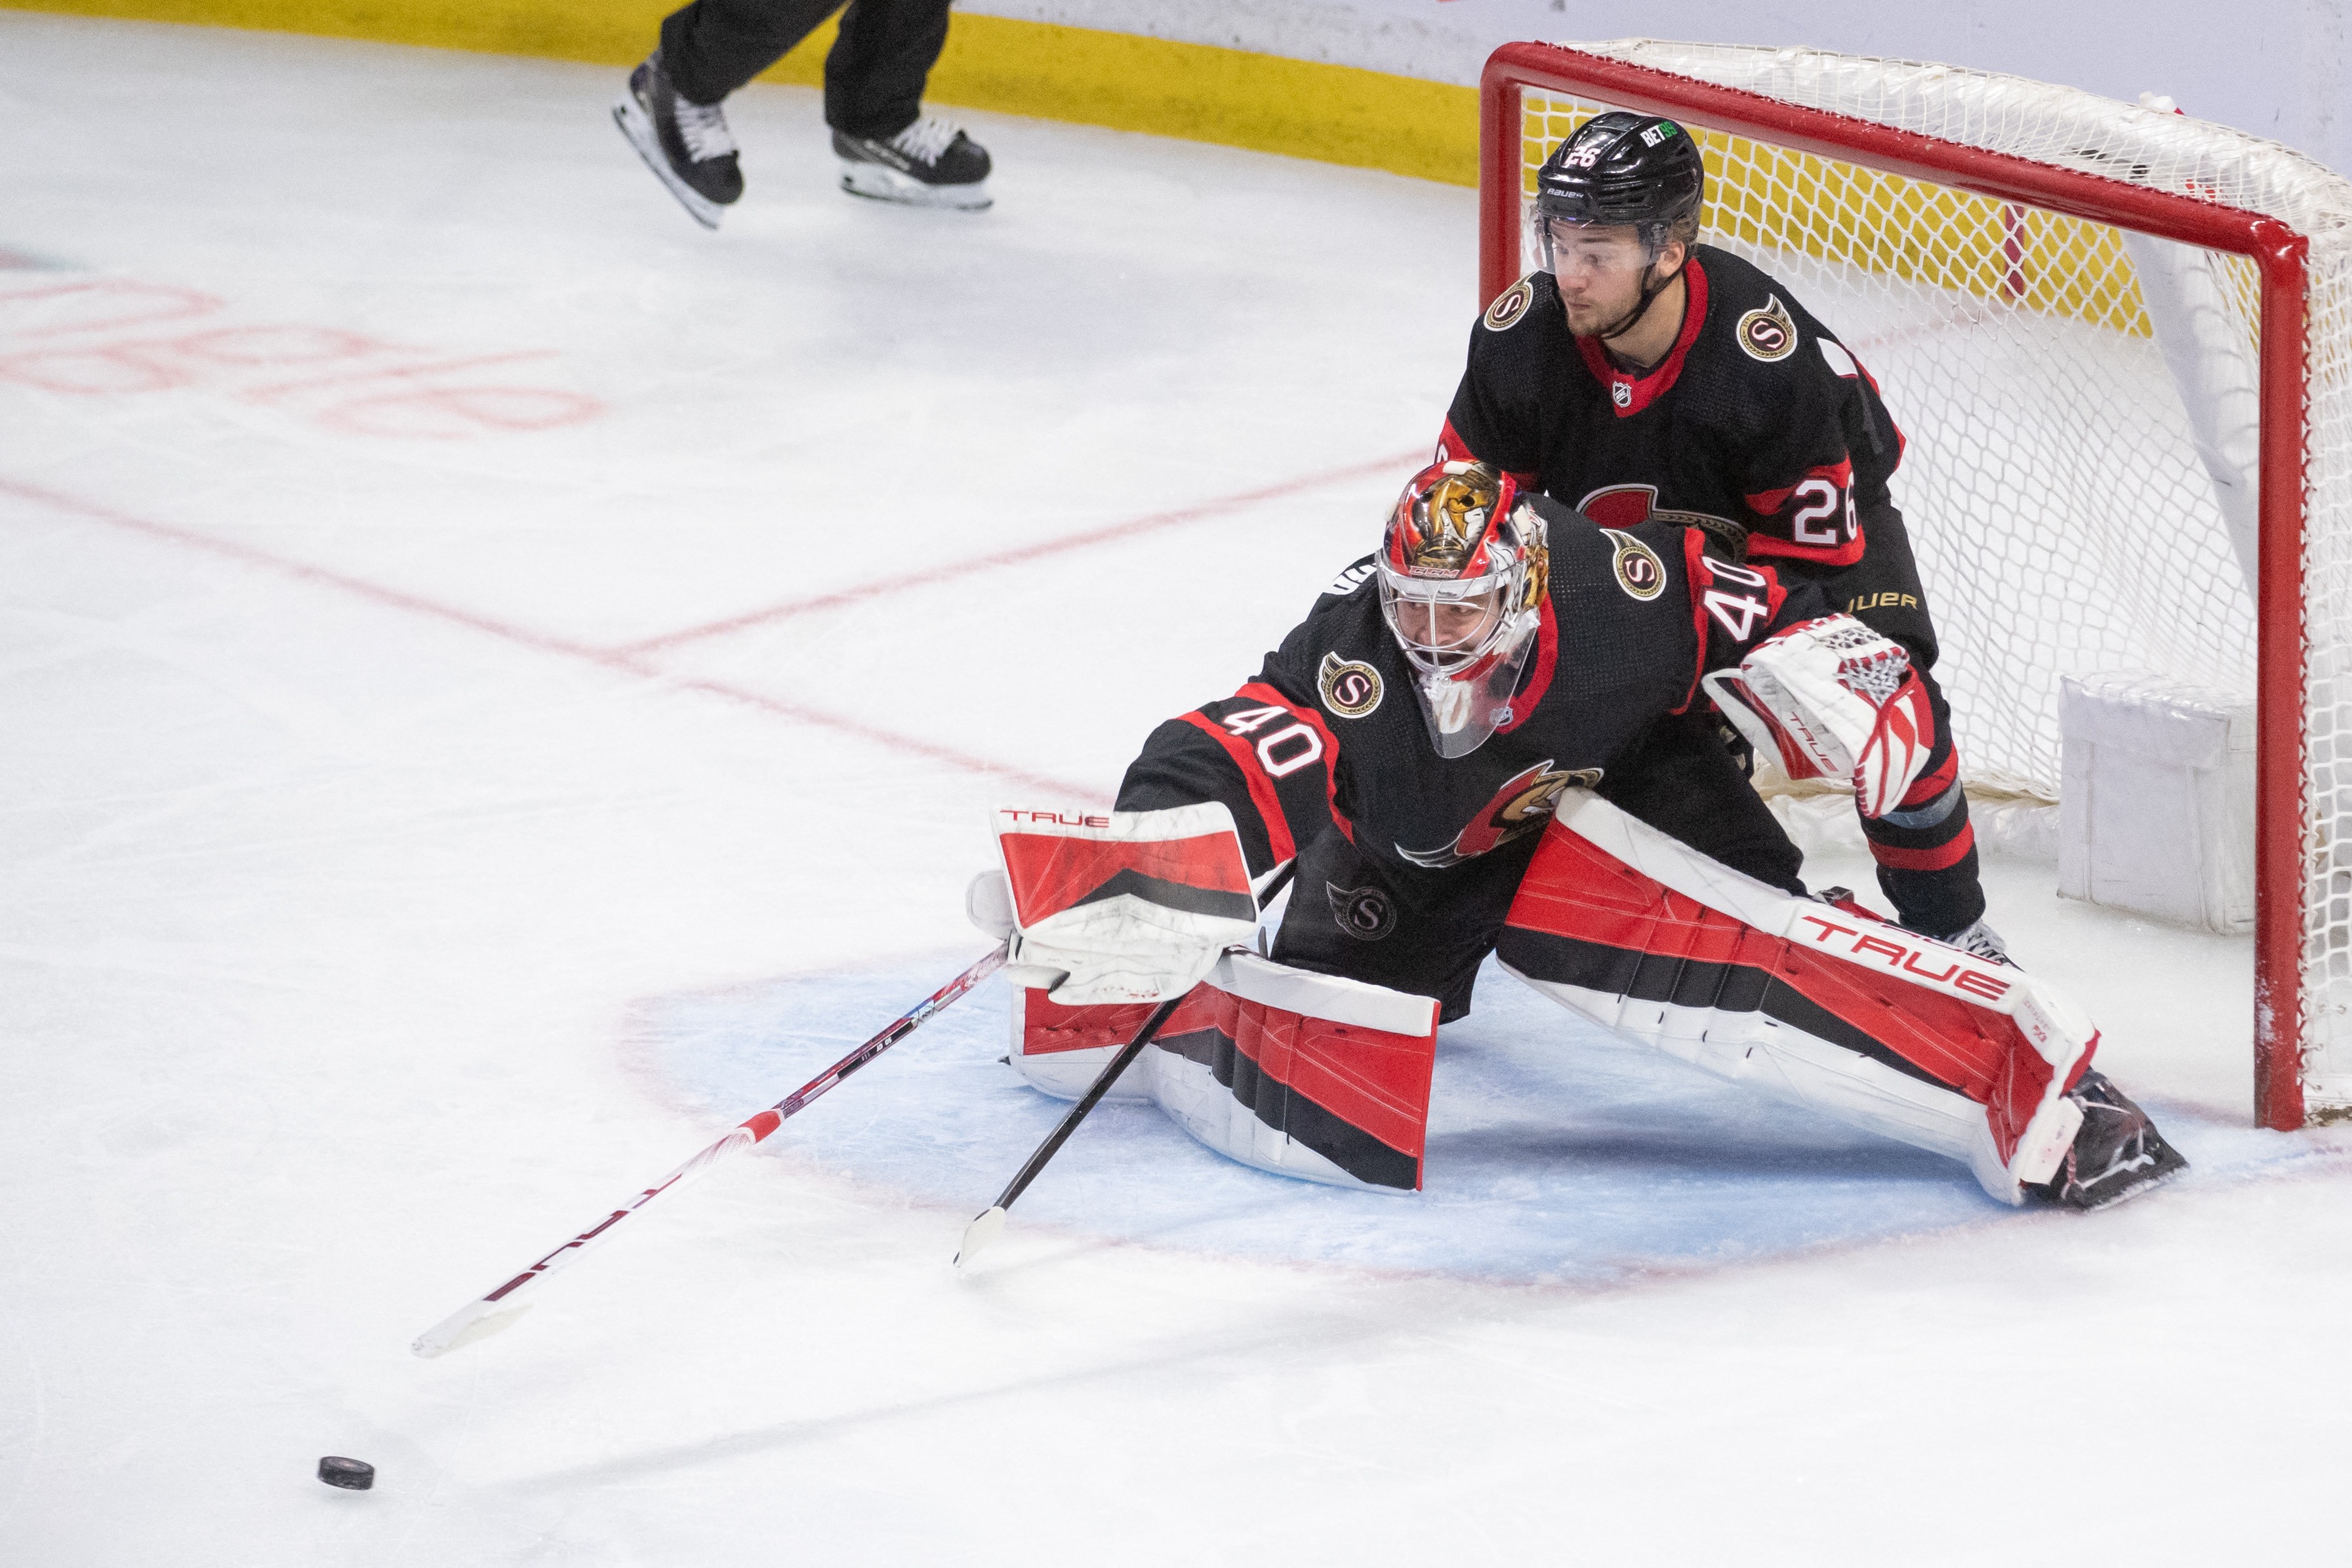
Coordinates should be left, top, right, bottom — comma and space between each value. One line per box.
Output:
1008, 953, 1441, 1192
992, 803, 1260, 1005
1494, 791, 2091, 1205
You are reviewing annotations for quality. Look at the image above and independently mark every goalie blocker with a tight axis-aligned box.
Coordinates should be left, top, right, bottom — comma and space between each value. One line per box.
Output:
990, 803, 1261, 1005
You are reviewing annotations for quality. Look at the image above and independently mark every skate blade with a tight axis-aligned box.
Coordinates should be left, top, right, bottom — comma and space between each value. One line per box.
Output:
613, 99, 727, 231
838, 162, 993, 211
2078, 1157, 2191, 1212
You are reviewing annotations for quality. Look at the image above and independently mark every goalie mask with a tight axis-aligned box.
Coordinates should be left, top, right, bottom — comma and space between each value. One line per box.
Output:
1376, 460, 1549, 759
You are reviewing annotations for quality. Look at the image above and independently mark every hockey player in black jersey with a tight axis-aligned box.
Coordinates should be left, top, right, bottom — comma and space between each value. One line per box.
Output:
1109, 458, 1822, 1023
1438, 112, 1994, 959
983, 463, 2183, 1211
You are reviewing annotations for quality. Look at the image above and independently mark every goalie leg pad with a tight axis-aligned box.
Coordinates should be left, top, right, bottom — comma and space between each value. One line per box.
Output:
1007, 955, 1440, 1190
1146, 954, 1440, 1191
1497, 794, 2092, 1204
1007, 982, 1217, 1102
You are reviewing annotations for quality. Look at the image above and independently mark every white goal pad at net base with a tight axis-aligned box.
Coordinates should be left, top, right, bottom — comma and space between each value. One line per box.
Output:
1479, 40, 2352, 1128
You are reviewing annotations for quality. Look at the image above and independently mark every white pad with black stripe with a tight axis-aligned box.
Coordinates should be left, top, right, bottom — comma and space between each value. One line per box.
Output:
1496, 791, 2090, 1205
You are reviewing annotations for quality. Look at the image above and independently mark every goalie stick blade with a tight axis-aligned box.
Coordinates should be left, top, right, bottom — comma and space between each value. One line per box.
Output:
412, 1298, 533, 1359
954, 1205, 1007, 1269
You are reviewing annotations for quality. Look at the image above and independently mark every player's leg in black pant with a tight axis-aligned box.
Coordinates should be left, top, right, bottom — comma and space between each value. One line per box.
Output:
620, 0, 841, 225
656, 0, 955, 136
1598, 710, 1810, 896
631, 0, 978, 222
1789, 499, 1987, 939
659, 0, 846, 105
823, 0, 990, 205
1268, 828, 1538, 1024
822, 0, 953, 139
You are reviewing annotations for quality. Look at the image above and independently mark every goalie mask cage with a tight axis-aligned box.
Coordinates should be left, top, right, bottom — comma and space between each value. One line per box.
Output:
1478, 41, 2352, 1129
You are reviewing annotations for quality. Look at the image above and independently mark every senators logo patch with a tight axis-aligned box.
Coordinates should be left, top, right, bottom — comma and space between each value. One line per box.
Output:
1482, 277, 1535, 332
1326, 882, 1397, 942
1601, 529, 1667, 601
1396, 760, 1602, 870
1318, 652, 1384, 719
1735, 294, 1799, 362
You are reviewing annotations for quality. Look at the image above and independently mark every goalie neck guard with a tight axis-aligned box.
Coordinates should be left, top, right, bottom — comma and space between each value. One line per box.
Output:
1375, 459, 1549, 759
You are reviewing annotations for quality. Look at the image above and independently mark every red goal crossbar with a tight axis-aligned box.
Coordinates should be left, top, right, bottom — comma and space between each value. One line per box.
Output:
1478, 43, 2315, 1129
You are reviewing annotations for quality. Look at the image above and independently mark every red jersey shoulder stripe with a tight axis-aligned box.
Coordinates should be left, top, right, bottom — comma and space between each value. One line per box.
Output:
1179, 712, 1297, 866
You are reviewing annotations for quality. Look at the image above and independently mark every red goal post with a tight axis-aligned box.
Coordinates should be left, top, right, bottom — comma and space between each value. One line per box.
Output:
1477, 41, 2350, 1129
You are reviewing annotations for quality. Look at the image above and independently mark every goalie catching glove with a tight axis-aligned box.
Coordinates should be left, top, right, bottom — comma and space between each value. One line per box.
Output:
976, 803, 1262, 1005
1701, 613, 1937, 818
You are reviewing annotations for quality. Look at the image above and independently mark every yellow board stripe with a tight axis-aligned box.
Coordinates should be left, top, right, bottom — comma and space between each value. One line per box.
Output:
0, 0, 1482, 186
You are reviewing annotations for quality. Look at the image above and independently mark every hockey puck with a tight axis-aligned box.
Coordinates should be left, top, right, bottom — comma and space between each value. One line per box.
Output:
317, 1456, 375, 1491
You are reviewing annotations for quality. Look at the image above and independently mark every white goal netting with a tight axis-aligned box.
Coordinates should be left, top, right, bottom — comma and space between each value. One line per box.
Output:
1505, 41, 2352, 1117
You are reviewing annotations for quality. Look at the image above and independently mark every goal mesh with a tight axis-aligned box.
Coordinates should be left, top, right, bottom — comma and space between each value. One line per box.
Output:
1502, 41, 2352, 1117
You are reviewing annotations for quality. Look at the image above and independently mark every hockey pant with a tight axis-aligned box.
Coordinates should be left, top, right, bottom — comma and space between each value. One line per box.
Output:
659, 0, 950, 136
1774, 500, 1985, 936
1495, 790, 2092, 1204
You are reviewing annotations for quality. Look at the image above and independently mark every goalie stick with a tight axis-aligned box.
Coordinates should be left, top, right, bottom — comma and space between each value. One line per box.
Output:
956, 860, 1296, 1268
413, 941, 1009, 1358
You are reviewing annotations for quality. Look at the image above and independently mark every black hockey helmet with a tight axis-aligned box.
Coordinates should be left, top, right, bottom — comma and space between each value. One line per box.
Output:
1535, 111, 1705, 247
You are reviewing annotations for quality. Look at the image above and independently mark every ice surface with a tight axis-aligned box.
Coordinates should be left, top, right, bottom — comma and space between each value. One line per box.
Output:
6, 15, 2352, 1567
634, 953, 2321, 1285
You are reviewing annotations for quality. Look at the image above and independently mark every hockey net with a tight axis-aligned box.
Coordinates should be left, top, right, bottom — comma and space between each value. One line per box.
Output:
1481, 41, 2352, 1126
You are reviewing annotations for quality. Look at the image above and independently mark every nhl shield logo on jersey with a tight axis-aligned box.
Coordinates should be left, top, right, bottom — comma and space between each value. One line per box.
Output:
1735, 294, 1800, 362
1610, 378, 1633, 409
1317, 651, 1384, 718
1601, 529, 1667, 601
1326, 881, 1397, 942
1482, 276, 1536, 332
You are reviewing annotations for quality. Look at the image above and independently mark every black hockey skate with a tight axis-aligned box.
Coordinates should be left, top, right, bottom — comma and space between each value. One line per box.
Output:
614, 50, 742, 230
1936, 917, 2014, 967
833, 116, 992, 210
2027, 1068, 2188, 1210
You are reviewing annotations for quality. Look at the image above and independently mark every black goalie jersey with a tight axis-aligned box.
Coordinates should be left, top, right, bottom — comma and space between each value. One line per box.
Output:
1114, 498, 1825, 903
1440, 246, 1904, 572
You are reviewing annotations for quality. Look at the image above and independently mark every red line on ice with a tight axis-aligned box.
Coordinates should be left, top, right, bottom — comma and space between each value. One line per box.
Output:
618, 449, 1427, 656
0, 476, 1101, 801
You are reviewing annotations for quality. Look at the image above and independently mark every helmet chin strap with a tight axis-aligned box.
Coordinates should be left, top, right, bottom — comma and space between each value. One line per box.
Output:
1596, 254, 1680, 344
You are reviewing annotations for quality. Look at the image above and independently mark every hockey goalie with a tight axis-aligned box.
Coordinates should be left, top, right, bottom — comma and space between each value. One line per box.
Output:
977, 461, 2185, 1210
